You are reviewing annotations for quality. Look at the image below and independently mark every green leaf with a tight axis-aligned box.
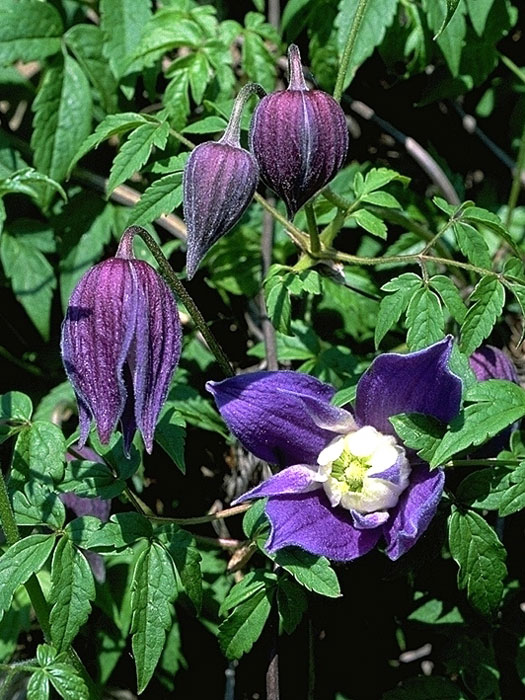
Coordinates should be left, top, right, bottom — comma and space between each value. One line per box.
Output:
64, 25, 118, 114
434, 0, 462, 38
107, 121, 169, 194
154, 408, 186, 473
272, 548, 341, 598
264, 270, 293, 336
242, 21, 276, 92
47, 664, 89, 700
242, 499, 269, 541
497, 462, 525, 517
389, 413, 445, 463
49, 536, 96, 651
457, 466, 512, 510
0, 228, 56, 340
10, 421, 65, 491
64, 516, 104, 548
431, 380, 525, 467
466, 0, 496, 35
0, 535, 56, 622
0, 167, 66, 207
59, 460, 126, 500
69, 113, 155, 170
100, 0, 152, 78
361, 191, 401, 208
277, 576, 308, 635
12, 482, 65, 529
130, 542, 177, 693
128, 173, 183, 227
188, 51, 211, 104
156, 526, 202, 613
427, 0, 467, 76
0, 0, 63, 64
220, 570, 277, 615
0, 391, 32, 422
182, 116, 227, 134
27, 671, 50, 700
335, 0, 398, 87
360, 167, 410, 194
86, 513, 153, 551
351, 208, 387, 239
130, 9, 204, 70
429, 275, 467, 324
31, 56, 92, 201
453, 221, 491, 268
460, 277, 505, 356
448, 507, 507, 617
405, 286, 445, 351
462, 206, 521, 259
218, 587, 274, 660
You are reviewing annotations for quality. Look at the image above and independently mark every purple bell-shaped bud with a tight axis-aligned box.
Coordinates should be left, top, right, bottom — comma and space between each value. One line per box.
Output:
183, 84, 264, 279
249, 44, 349, 218
61, 226, 182, 455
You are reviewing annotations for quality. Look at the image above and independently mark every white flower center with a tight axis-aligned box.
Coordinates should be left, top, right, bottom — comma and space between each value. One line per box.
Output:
317, 426, 411, 514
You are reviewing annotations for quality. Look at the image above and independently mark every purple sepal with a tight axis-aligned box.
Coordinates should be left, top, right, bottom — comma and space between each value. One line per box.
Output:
355, 337, 462, 434
84, 551, 106, 584
249, 45, 348, 217
469, 345, 519, 383
265, 491, 381, 561
61, 228, 182, 455
183, 142, 259, 279
232, 465, 322, 505
382, 466, 445, 560
369, 456, 406, 486
206, 371, 341, 466
350, 510, 390, 530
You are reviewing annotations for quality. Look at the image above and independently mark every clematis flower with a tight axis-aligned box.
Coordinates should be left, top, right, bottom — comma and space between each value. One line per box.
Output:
61, 226, 182, 455
207, 337, 462, 561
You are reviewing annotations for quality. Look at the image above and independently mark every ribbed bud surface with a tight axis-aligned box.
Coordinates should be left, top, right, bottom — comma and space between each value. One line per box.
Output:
61, 227, 182, 455
183, 141, 259, 279
249, 45, 348, 217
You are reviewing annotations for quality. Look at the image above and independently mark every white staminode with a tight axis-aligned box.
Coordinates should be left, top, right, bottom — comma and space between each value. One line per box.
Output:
317, 426, 411, 514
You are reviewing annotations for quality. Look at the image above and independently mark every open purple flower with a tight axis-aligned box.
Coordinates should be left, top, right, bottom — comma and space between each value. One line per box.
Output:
207, 338, 462, 561
61, 226, 182, 455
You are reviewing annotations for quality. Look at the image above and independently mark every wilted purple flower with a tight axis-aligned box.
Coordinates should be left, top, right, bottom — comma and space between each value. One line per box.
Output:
249, 44, 348, 217
469, 345, 519, 384
61, 226, 182, 455
183, 84, 263, 279
207, 338, 462, 561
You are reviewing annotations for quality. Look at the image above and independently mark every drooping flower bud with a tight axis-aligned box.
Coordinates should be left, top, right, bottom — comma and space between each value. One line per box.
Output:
61, 226, 182, 455
249, 44, 349, 218
183, 84, 264, 279
469, 345, 519, 384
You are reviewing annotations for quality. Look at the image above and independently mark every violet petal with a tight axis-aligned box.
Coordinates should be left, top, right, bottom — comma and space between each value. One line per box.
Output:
355, 337, 462, 434
265, 490, 381, 561
128, 261, 182, 453
206, 371, 341, 466
469, 345, 519, 383
382, 465, 445, 561
61, 259, 138, 446
350, 510, 390, 530
232, 465, 323, 505
60, 492, 111, 522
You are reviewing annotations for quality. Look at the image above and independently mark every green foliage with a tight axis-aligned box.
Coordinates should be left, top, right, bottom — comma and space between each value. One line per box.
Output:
448, 507, 507, 617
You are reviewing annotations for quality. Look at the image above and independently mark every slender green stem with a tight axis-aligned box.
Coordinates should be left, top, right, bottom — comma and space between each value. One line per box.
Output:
304, 203, 320, 254
421, 218, 454, 255
505, 119, 525, 229
127, 226, 234, 377
499, 53, 525, 85
147, 502, 250, 525
333, 0, 370, 101
168, 128, 194, 149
